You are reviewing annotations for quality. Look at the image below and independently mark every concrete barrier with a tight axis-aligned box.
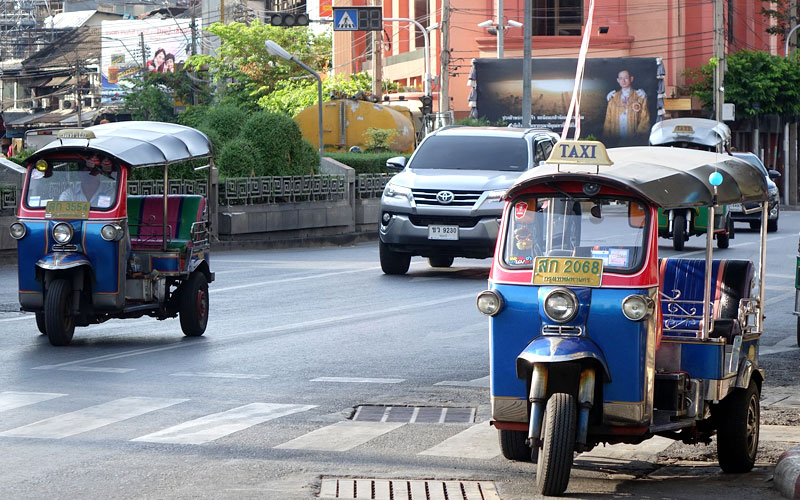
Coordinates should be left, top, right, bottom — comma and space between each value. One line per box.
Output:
775, 445, 800, 499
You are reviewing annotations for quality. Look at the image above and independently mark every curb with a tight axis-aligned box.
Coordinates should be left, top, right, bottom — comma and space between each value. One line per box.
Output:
775, 445, 800, 499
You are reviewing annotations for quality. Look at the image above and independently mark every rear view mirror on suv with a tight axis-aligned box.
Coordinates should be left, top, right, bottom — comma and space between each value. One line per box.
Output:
386, 156, 407, 171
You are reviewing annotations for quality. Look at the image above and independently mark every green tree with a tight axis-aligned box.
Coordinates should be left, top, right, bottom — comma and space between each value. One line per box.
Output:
762, 1, 798, 42
123, 71, 209, 122
185, 20, 331, 110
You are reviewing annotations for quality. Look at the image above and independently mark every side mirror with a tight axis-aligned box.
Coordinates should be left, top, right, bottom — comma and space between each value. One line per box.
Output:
628, 202, 646, 228
769, 169, 781, 179
385, 156, 407, 171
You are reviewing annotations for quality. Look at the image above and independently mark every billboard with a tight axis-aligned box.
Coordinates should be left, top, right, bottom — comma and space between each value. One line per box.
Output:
471, 58, 663, 147
100, 19, 199, 104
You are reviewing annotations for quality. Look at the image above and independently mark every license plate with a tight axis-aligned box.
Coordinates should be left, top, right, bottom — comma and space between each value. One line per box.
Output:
428, 225, 459, 240
45, 200, 90, 220
728, 203, 742, 212
533, 257, 603, 287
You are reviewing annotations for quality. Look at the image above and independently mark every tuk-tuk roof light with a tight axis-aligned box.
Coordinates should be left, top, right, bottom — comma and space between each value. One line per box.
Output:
52, 222, 74, 245
9, 222, 26, 240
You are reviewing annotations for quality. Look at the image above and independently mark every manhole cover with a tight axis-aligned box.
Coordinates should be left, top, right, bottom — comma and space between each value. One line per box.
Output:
319, 478, 501, 500
352, 405, 475, 424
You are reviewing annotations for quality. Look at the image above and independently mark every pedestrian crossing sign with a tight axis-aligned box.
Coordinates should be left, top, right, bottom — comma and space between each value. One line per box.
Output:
333, 8, 357, 31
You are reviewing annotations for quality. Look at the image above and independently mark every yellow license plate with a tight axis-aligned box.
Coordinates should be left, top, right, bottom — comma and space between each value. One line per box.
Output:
45, 201, 90, 220
532, 257, 603, 287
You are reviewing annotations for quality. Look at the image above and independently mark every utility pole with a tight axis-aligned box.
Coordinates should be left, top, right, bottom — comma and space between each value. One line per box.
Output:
439, 0, 450, 119
371, 0, 382, 100
790, 0, 798, 205
75, 60, 82, 127
497, 0, 504, 58
140, 32, 147, 71
713, 0, 724, 130
191, 15, 198, 105
521, 0, 531, 128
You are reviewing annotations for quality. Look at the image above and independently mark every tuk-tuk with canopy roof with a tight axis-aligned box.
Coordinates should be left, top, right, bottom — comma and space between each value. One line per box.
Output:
8, 121, 215, 346
478, 140, 769, 496
649, 118, 734, 250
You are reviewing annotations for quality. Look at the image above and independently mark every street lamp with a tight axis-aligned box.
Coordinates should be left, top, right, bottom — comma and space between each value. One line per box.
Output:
783, 25, 800, 204
477, 19, 523, 58
265, 40, 323, 162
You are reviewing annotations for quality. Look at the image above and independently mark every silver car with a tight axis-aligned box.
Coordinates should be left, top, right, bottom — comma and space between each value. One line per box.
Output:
730, 152, 780, 232
378, 126, 559, 274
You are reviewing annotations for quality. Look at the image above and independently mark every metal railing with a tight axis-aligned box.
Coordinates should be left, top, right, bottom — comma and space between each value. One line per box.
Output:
219, 175, 347, 205
0, 185, 17, 214
355, 173, 393, 199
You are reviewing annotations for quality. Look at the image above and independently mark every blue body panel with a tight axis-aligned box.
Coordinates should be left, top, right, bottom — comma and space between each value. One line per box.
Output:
491, 283, 650, 406
17, 221, 48, 293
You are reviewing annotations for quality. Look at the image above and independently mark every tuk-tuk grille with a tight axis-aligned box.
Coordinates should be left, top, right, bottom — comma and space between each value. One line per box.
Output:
542, 325, 582, 336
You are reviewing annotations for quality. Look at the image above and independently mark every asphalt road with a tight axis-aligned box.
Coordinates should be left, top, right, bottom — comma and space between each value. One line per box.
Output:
0, 214, 799, 499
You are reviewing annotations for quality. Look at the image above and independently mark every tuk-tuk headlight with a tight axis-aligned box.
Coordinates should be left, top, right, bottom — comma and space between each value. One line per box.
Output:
477, 290, 504, 316
52, 223, 74, 244
100, 223, 123, 241
544, 288, 579, 323
9, 222, 26, 240
622, 294, 653, 321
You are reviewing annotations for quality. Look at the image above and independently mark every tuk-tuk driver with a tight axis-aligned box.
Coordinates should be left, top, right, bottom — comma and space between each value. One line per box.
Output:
59, 155, 116, 208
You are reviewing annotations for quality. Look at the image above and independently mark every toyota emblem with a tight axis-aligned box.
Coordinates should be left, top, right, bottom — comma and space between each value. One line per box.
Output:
437, 191, 455, 204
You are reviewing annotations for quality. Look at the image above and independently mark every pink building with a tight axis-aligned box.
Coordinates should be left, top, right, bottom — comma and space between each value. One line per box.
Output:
333, 0, 776, 120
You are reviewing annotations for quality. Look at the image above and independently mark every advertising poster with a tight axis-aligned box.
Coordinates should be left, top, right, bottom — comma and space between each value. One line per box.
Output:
472, 58, 661, 147
100, 19, 198, 104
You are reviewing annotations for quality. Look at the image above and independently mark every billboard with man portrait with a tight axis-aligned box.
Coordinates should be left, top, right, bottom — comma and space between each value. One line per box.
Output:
471, 57, 663, 147
100, 19, 199, 104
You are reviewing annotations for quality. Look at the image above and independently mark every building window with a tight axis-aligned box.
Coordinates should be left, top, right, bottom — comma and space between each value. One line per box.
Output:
415, 0, 429, 49
533, 0, 583, 36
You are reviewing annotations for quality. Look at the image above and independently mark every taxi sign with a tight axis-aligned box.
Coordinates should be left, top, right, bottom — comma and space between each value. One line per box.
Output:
672, 125, 695, 135
546, 140, 613, 166
45, 200, 90, 220
532, 257, 603, 287
57, 129, 96, 140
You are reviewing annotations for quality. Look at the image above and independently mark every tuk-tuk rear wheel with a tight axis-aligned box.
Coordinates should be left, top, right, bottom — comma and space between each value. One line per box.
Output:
536, 392, 577, 497
498, 429, 531, 461
44, 279, 75, 346
672, 214, 686, 251
715, 380, 759, 473
179, 272, 209, 337
35, 312, 46, 335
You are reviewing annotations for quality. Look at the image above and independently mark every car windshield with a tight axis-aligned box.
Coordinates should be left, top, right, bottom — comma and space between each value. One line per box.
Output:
503, 195, 649, 274
733, 153, 769, 178
25, 155, 121, 211
409, 135, 529, 171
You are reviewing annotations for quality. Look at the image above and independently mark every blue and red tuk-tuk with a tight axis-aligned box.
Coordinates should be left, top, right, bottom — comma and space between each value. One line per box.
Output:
8, 122, 215, 346
478, 140, 769, 496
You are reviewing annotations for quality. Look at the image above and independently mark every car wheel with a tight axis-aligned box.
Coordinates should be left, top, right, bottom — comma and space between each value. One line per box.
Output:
179, 272, 209, 337
379, 241, 411, 275
749, 221, 760, 231
44, 279, 75, 346
428, 256, 454, 268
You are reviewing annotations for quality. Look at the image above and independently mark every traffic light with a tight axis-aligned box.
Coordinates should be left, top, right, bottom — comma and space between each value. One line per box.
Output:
419, 95, 433, 115
267, 12, 310, 27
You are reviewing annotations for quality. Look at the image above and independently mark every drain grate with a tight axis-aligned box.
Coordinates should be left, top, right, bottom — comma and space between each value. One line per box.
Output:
319, 478, 501, 500
352, 405, 476, 424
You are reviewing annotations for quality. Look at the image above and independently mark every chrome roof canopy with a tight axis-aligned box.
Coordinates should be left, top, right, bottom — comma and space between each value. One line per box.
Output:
649, 117, 731, 149
27, 121, 214, 168
506, 145, 769, 209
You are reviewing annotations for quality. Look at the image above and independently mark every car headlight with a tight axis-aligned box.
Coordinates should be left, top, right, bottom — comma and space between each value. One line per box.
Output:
622, 294, 653, 321
52, 222, 74, 244
477, 290, 504, 316
383, 182, 412, 201
9, 222, 26, 240
484, 189, 507, 202
543, 288, 578, 323
100, 223, 124, 241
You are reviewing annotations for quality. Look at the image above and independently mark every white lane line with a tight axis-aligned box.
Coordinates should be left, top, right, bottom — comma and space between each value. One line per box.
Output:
767, 273, 796, 280
418, 423, 501, 459
170, 372, 271, 380
576, 435, 674, 463
761, 424, 800, 443
434, 376, 490, 388
0, 315, 34, 323
210, 267, 383, 293
33, 293, 476, 371
58, 366, 135, 374
777, 336, 797, 347
766, 285, 796, 291
766, 289, 796, 306
0, 391, 66, 413
133, 403, 316, 445
760, 345, 798, 355
310, 377, 405, 384
275, 421, 403, 452
0, 397, 186, 439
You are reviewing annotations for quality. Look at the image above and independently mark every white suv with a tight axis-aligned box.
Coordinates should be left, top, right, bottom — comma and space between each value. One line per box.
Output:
379, 126, 559, 274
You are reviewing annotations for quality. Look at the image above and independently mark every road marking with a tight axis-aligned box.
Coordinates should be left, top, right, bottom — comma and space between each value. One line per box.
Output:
777, 336, 797, 347
132, 403, 316, 445
170, 372, 271, 380
0, 397, 185, 439
210, 266, 383, 293
766, 285, 795, 291
435, 375, 490, 388
761, 424, 800, 443
274, 421, 403, 452
576, 435, 674, 463
767, 273, 796, 280
0, 391, 65, 413
58, 366, 135, 373
310, 377, 405, 384
766, 289, 797, 306
0, 315, 33, 323
419, 423, 500, 459
32, 293, 476, 371
760, 345, 798, 355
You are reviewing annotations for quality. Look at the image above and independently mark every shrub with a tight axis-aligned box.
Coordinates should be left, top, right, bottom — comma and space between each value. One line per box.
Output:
363, 127, 397, 152
177, 105, 210, 128
240, 111, 316, 176
325, 152, 410, 174
199, 104, 248, 143
218, 137, 261, 178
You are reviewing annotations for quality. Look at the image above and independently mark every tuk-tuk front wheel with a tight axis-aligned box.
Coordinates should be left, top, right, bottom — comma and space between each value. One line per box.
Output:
35, 312, 46, 335
672, 214, 686, 251
179, 272, 209, 337
535, 392, 577, 496
715, 380, 759, 473
44, 279, 75, 346
498, 429, 531, 461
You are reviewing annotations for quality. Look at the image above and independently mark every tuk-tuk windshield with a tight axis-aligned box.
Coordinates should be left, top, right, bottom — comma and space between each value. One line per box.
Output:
503, 195, 649, 273
25, 155, 121, 211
